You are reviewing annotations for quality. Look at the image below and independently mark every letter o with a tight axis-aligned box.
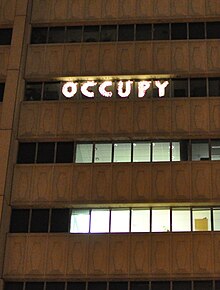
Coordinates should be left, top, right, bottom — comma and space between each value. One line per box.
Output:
62, 82, 78, 98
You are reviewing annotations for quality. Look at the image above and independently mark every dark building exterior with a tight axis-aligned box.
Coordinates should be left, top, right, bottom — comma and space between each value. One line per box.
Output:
1, 1, 220, 290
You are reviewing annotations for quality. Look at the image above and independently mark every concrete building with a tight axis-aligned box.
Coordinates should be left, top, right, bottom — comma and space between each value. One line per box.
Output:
1, 0, 220, 289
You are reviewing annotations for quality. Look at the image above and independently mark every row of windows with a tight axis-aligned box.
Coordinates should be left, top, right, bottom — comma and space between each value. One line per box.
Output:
31, 22, 220, 44
5, 280, 220, 290
25, 78, 220, 101
0, 28, 12, 45
0, 83, 5, 102
17, 140, 220, 164
10, 207, 220, 233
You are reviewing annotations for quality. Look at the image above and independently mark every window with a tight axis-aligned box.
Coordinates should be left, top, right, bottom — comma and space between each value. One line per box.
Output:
75, 144, 93, 163
10, 209, 30, 233
43, 82, 60, 100
190, 78, 207, 97
48, 27, 65, 43
30, 209, 49, 233
70, 210, 90, 233
191, 140, 209, 161
189, 22, 205, 39
192, 208, 211, 231
172, 142, 181, 161
194, 281, 212, 290
109, 282, 128, 290
26, 283, 44, 290
17, 143, 36, 164
130, 282, 149, 290
172, 208, 191, 232
31, 27, 48, 44
151, 282, 170, 290
152, 142, 170, 162
56, 142, 74, 163
118, 25, 134, 41
0, 83, 5, 102
213, 208, 220, 231
110, 209, 130, 232
88, 283, 107, 290
172, 281, 191, 290
151, 208, 170, 232
136, 24, 152, 41
67, 283, 86, 290
171, 23, 187, 40
131, 209, 150, 232
4, 283, 23, 290
25, 82, 42, 101
211, 140, 220, 160
100, 25, 117, 42
46, 283, 65, 290
153, 24, 169, 40
113, 143, 131, 162
209, 78, 220, 96
37, 142, 55, 163
0, 28, 12, 45
50, 209, 69, 232
171, 79, 188, 97
66, 26, 82, 43
90, 209, 110, 233
133, 142, 150, 162
206, 22, 220, 39
83, 26, 99, 42
94, 143, 112, 163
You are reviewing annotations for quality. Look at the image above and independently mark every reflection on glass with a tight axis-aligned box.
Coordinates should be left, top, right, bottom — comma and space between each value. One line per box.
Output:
75, 144, 93, 163
133, 142, 150, 162
70, 210, 90, 233
90, 210, 110, 233
191, 141, 209, 161
152, 209, 170, 232
113, 143, 131, 162
211, 140, 220, 160
172, 209, 191, 232
94, 143, 112, 163
131, 209, 150, 232
192, 209, 211, 231
110, 210, 130, 232
152, 142, 170, 162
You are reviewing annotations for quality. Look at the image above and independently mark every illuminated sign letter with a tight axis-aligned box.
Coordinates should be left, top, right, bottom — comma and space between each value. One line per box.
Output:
62, 82, 78, 98
117, 81, 133, 98
155, 80, 169, 97
81, 81, 97, 98
138, 81, 151, 98
99, 81, 113, 98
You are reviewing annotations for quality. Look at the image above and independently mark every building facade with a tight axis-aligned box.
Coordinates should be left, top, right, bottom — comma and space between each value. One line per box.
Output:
1, 0, 220, 289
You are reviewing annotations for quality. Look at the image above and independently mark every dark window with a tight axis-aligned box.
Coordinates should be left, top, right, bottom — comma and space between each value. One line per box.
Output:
56, 142, 74, 163
83, 26, 99, 42
100, 25, 117, 42
10, 209, 30, 233
109, 282, 128, 290
0, 28, 12, 45
180, 140, 189, 161
171, 23, 187, 40
189, 22, 205, 39
37, 143, 55, 163
31, 27, 48, 44
48, 27, 65, 43
67, 282, 86, 290
25, 82, 42, 101
4, 282, 23, 290
207, 22, 220, 39
172, 79, 188, 97
0, 83, 5, 102
46, 282, 65, 290
17, 143, 36, 164
136, 24, 152, 41
130, 281, 149, 290
88, 282, 107, 290
194, 281, 212, 290
173, 281, 191, 290
153, 24, 169, 40
30, 209, 49, 233
216, 281, 220, 290
209, 78, 220, 96
190, 78, 207, 97
151, 281, 170, 290
43, 82, 60, 100
66, 26, 82, 43
50, 209, 69, 232
118, 25, 134, 41
26, 282, 44, 290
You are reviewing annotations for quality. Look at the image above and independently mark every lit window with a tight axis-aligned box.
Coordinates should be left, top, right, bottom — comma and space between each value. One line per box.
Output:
171, 142, 181, 161
113, 143, 131, 162
70, 210, 90, 233
172, 208, 191, 232
192, 208, 211, 231
94, 143, 112, 163
152, 142, 170, 162
90, 209, 110, 233
152, 208, 170, 232
191, 141, 209, 161
131, 209, 150, 232
213, 208, 220, 231
75, 144, 93, 163
133, 142, 150, 162
110, 209, 130, 232
211, 140, 220, 160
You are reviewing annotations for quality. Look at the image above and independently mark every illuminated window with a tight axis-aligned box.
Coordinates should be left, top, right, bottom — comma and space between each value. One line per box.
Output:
94, 143, 112, 163
113, 143, 131, 162
110, 209, 130, 232
172, 142, 181, 161
152, 142, 170, 162
213, 208, 220, 231
152, 208, 170, 232
75, 144, 93, 163
133, 142, 150, 162
192, 208, 211, 231
211, 140, 220, 160
90, 209, 110, 233
131, 209, 150, 232
172, 208, 191, 232
70, 210, 90, 233
191, 140, 209, 161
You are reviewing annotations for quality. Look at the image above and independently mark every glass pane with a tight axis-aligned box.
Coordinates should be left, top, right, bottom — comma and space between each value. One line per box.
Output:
17, 143, 36, 164
130, 282, 149, 290
192, 208, 211, 231
48, 27, 65, 43
213, 209, 220, 231
151, 281, 170, 290
43, 82, 60, 100
118, 25, 134, 41
194, 281, 212, 290
131, 209, 150, 232
10, 209, 30, 233
171, 79, 188, 97
191, 141, 209, 161
94, 143, 112, 163
211, 140, 220, 160
113, 143, 131, 162
207, 22, 220, 39
136, 24, 152, 41
46, 282, 65, 290
66, 26, 82, 42
26, 282, 44, 290
173, 281, 191, 290
0, 28, 12, 45
152, 142, 170, 162
67, 282, 86, 290
56, 142, 74, 163
153, 24, 169, 40
75, 144, 93, 163
4, 283, 23, 290
83, 26, 99, 42
0, 83, 5, 102
189, 22, 205, 39
190, 78, 207, 97
50, 209, 69, 233
179, 140, 189, 161
133, 142, 150, 162
37, 142, 55, 163
30, 209, 49, 233
70, 210, 90, 233
100, 25, 117, 42
90, 209, 110, 233
172, 142, 181, 161
88, 282, 107, 290
109, 282, 128, 290
25, 82, 42, 101
31, 27, 47, 44
209, 78, 220, 96
171, 23, 187, 40
110, 209, 130, 232
152, 209, 170, 232
172, 208, 191, 232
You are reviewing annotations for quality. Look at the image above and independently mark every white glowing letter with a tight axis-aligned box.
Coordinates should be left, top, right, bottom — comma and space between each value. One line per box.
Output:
155, 80, 169, 97
117, 81, 133, 98
62, 82, 78, 98
138, 81, 151, 98
81, 81, 97, 98
99, 81, 113, 98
